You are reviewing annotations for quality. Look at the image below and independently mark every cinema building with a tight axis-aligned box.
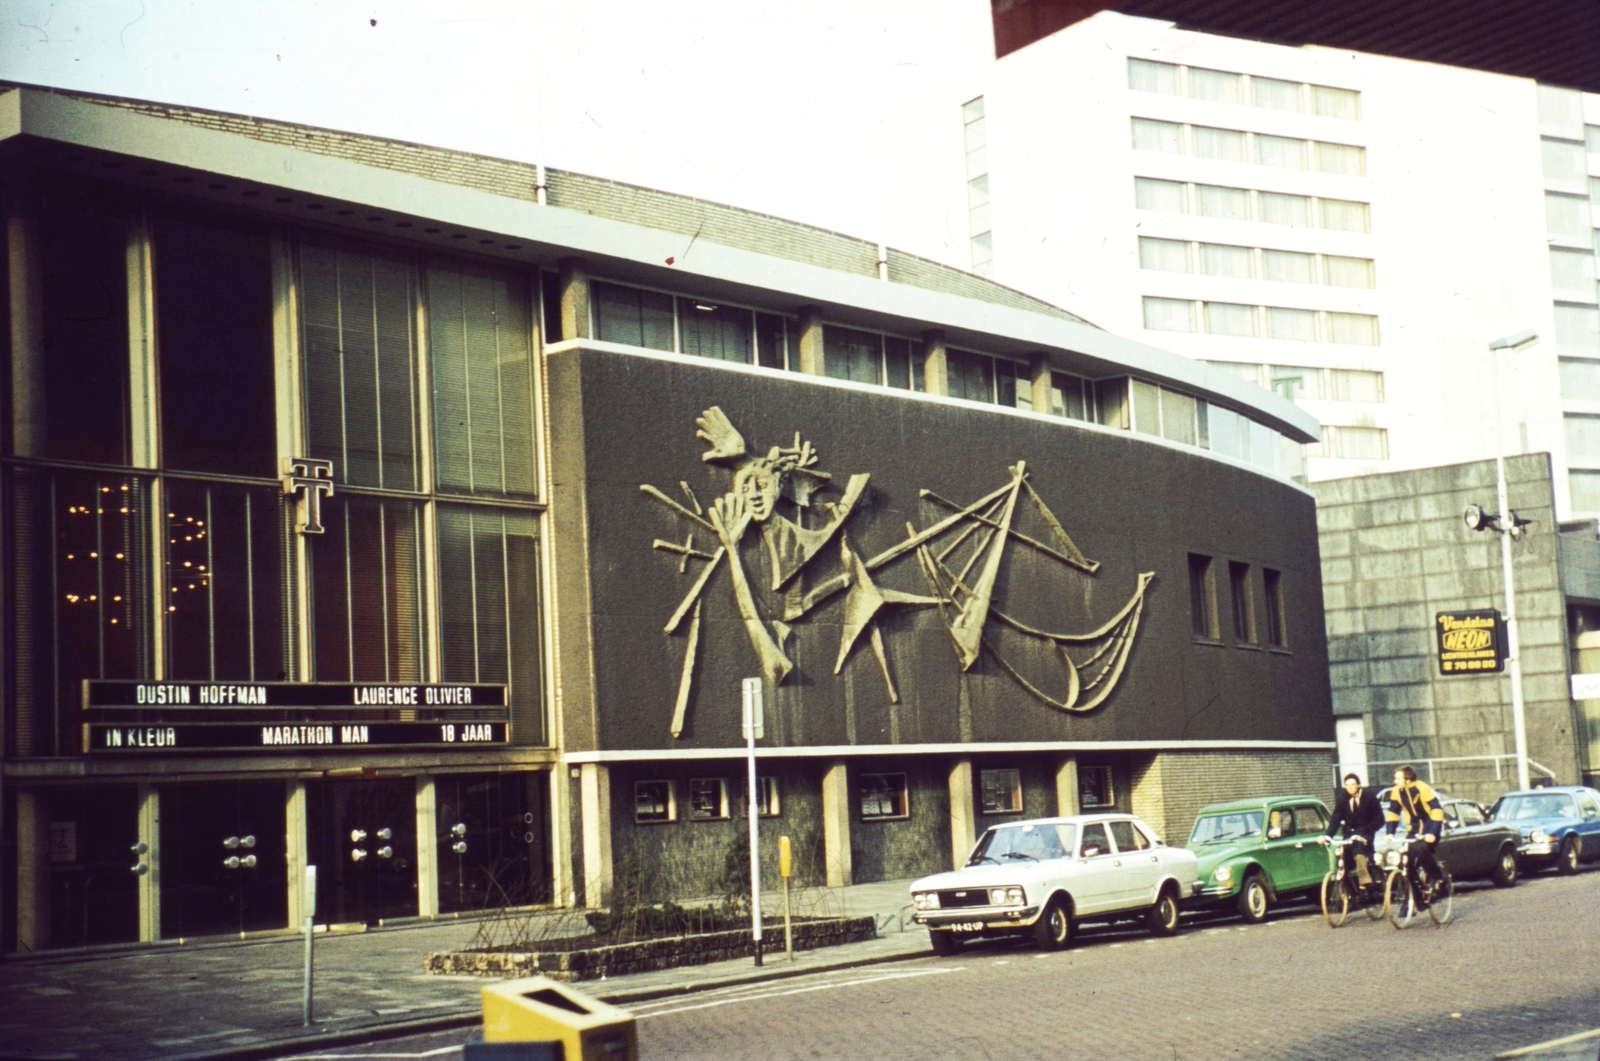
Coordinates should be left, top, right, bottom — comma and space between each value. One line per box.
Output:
1, 83, 1334, 951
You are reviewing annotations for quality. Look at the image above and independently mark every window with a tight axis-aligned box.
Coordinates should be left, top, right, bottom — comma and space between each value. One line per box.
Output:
1205, 302, 1257, 338
688, 778, 730, 821
1079, 766, 1114, 809
1327, 369, 1383, 402
1139, 237, 1189, 272
964, 97, 992, 275
1197, 184, 1250, 220
1262, 250, 1312, 284
1143, 297, 1194, 333
1078, 822, 1111, 857
1456, 802, 1486, 826
884, 337, 913, 390
1131, 379, 1161, 436
301, 241, 422, 491
1256, 134, 1307, 169
1190, 68, 1243, 104
1267, 307, 1317, 342
755, 776, 782, 818
1127, 58, 1179, 94
1566, 414, 1600, 461
1293, 805, 1327, 833
1327, 313, 1379, 346
994, 360, 1021, 408
824, 326, 882, 385
634, 781, 676, 824
1131, 118, 1183, 153
429, 265, 538, 498
947, 350, 995, 403
1271, 365, 1317, 400
1109, 819, 1150, 851
755, 313, 789, 370
1229, 560, 1256, 643
1312, 85, 1360, 119
1193, 126, 1246, 162
1260, 192, 1310, 227
1210, 361, 1263, 385
1160, 388, 1198, 446
678, 300, 753, 364
1555, 304, 1600, 353
859, 773, 909, 820
1189, 553, 1219, 640
1560, 359, 1600, 400
1313, 426, 1389, 461
1551, 249, 1598, 296
1201, 244, 1253, 279
1096, 379, 1129, 430
309, 496, 426, 682
980, 769, 1024, 815
1575, 472, 1600, 513
1252, 77, 1302, 111
1542, 139, 1587, 183
1264, 568, 1286, 648
1135, 177, 1187, 213
593, 281, 675, 350
1315, 142, 1365, 176
1319, 199, 1370, 232
1547, 194, 1590, 245
1207, 404, 1247, 461
155, 218, 277, 477
1324, 256, 1375, 289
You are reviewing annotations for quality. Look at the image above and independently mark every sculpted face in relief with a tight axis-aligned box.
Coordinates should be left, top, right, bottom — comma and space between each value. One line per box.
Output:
641, 407, 1155, 738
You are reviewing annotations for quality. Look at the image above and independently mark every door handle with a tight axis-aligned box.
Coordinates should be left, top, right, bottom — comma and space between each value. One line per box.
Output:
1149, 855, 1159, 863
1113, 859, 1122, 867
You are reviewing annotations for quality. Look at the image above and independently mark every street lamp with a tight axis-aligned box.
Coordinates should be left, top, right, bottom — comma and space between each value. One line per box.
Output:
1463, 329, 1538, 791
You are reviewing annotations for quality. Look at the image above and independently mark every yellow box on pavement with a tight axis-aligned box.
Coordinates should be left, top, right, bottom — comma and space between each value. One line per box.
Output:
480, 976, 637, 1061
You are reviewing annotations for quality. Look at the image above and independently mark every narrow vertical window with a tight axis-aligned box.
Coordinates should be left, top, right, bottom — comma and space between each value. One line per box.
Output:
755, 313, 788, 370
1264, 568, 1287, 648
883, 337, 912, 389
591, 281, 674, 351
309, 495, 425, 682
823, 327, 883, 385
677, 299, 752, 364
1229, 561, 1256, 644
947, 350, 994, 403
1188, 553, 1218, 640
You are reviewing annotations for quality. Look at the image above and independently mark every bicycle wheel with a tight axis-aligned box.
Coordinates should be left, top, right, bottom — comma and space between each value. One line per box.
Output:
1386, 869, 1415, 929
1363, 879, 1387, 920
1320, 870, 1350, 928
1427, 869, 1454, 926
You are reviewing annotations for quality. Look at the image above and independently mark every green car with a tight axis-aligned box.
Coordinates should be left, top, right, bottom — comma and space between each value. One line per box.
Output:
1186, 796, 1336, 923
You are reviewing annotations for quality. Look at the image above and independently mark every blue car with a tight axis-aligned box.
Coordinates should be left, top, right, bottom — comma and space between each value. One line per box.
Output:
1489, 786, 1600, 874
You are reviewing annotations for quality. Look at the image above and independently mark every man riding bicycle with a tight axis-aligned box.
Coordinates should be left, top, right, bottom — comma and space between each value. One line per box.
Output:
1384, 765, 1445, 900
1321, 773, 1383, 884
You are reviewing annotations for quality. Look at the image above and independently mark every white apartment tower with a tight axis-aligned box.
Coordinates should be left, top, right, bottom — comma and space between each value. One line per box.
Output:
951, 12, 1600, 516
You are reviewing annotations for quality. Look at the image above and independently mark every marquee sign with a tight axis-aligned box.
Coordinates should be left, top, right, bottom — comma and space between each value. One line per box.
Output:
82, 681, 510, 753
1435, 610, 1505, 674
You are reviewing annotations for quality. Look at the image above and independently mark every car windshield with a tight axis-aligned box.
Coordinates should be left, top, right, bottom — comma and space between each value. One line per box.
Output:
1189, 811, 1264, 845
968, 823, 1074, 865
1495, 794, 1576, 820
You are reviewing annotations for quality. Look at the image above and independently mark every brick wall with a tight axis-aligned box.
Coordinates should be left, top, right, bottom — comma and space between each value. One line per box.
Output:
1132, 750, 1335, 843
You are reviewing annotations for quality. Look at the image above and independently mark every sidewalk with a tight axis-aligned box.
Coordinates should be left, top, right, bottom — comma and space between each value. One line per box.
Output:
0, 880, 927, 1061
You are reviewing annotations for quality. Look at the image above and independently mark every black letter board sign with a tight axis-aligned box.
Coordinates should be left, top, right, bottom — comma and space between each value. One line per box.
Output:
1435, 610, 1505, 675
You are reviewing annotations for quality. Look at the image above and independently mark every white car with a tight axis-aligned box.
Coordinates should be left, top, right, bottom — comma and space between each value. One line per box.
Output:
909, 814, 1199, 954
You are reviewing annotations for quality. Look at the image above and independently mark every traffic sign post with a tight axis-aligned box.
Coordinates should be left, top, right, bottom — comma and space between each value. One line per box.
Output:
741, 677, 764, 967
303, 865, 317, 1026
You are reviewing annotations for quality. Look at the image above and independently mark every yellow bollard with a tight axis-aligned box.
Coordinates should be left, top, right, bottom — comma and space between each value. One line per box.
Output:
478, 976, 637, 1061
780, 835, 794, 961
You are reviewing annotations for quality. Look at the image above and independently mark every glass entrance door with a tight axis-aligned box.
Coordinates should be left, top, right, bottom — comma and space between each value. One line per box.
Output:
159, 781, 288, 937
435, 772, 551, 913
307, 778, 418, 925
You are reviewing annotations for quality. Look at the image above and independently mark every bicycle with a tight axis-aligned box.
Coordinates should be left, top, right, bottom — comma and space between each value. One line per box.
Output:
1319, 836, 1386, 927
1384, 836, 1453, 929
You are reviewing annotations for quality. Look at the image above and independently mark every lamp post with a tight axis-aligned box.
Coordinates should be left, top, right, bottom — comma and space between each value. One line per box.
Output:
1466, 329, 1538, 791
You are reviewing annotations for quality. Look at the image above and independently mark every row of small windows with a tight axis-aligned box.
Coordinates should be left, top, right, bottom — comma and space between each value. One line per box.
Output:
1113, 379, 1303, 478
1132, 118, 1366, 176
1547, 192, 1596, 248
1305, 425, 1389, 462
1135, 177, 1371, 233
1139, 237, 1375, 289
634, 777, 782, 823
1143, 297, 1380, 346
1541, 135, 1600, 186
1207, 361, 1384, 404
1556, 305, 1600, 354
1128, 58, 1361, 120
1188, 554, 1288, 649
962, 97, 994, 277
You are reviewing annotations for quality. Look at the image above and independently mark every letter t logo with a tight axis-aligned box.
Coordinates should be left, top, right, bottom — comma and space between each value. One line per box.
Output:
282, 457, 335, 534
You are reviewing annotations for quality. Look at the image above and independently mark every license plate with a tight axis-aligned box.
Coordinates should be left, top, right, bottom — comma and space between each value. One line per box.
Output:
952, 921, 985, 933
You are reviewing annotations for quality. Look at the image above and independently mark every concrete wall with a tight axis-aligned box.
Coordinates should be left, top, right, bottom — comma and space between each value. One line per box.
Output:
1313, 454, 1589, 801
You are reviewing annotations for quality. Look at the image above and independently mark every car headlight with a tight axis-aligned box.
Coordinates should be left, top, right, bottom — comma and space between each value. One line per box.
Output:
1213, 865, 1232, 883
989, 887, 1008, 906
1006, 886, 1024, 905
1383, 850, 1400, 868
1528, 829, 1548, 843
913, 892, 938, 910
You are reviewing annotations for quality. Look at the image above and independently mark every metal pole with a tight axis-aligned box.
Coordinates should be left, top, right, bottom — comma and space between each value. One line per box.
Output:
302, 916, 314, 1025
1495, 451, 1532, 791
783, 875, 793, 961
748, 725, 762, 966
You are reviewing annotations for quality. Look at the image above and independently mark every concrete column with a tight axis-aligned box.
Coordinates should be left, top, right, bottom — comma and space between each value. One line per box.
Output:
796, 306, 825, 376
921, 330, 949, 397
137, 784, 160, 942
285, 781, 309, 926
15, 790, 49, 951
551, 768, 575, 907
415, 776, 440, 918
1029, 353, 1054, 414
947, 759, 976, 870
559, 257, 592, 341
821, 761, 853, 888
126, 216, 159, 470
1054, 757, 1080, 817
8, 213, 46, 457
579, 764, 612, 908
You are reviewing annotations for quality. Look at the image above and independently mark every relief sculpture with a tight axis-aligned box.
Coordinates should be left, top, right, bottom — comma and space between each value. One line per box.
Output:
643, 407, 1155, 738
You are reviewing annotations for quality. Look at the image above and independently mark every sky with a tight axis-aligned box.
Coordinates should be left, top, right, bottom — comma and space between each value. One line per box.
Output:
0, 0, 995, 262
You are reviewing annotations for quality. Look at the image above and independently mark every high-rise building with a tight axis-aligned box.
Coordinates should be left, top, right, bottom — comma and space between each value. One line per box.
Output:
941, 12, 1600, 515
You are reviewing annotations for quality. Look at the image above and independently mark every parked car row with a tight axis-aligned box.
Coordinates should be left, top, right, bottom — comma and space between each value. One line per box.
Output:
908, 785, 1600, 955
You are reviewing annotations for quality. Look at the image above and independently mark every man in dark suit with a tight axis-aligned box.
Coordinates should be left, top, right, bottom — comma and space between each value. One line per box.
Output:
1322, 773, 1384, 885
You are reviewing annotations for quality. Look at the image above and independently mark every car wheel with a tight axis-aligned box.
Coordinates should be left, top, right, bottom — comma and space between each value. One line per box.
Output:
1034, 895, 1073, 951
929, 930, 961, 957
1556, 836, 1580, 875
1235, 874, 1269, 924
1145, 888, 1180, 937
1491, 845, 1519, 888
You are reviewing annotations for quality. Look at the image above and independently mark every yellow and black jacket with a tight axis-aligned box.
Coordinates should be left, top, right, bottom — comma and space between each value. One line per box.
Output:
1386, 780, 1444, 839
